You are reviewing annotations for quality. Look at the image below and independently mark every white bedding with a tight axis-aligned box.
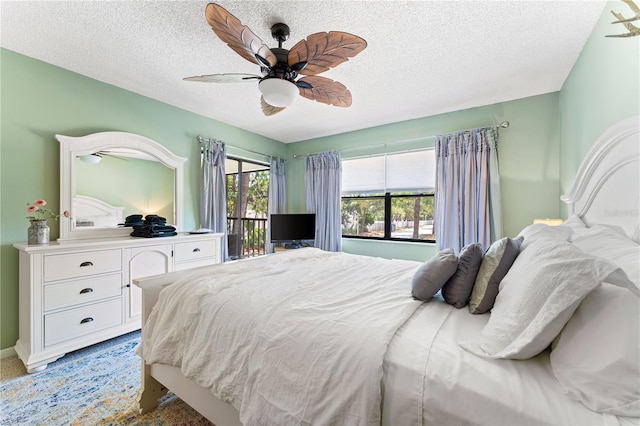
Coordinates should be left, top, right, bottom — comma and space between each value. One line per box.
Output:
140, 248, 423, 425
140, 247, 635, 426
383, 299, 631, 425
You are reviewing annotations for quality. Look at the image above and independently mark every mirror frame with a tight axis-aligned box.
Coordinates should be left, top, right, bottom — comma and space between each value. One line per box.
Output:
57, 131, 187, 241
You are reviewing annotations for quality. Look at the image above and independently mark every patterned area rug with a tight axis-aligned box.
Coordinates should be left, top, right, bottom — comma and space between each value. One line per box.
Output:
0, 333, 213, 425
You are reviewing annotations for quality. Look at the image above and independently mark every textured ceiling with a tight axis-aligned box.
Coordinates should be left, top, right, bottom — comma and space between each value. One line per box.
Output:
1, 1, 606, 143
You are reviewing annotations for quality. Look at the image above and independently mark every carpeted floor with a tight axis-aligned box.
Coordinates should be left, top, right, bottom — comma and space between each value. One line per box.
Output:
0, 331, 214, 425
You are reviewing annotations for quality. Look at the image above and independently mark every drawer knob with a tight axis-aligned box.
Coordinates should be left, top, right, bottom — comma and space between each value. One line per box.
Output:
193, 248, 201, 252
79, 261, 94, 267
79, 288, 94, 294
80, 317, 94, 324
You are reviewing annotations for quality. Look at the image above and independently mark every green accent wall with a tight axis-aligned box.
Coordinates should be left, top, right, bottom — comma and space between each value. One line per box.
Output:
0, 48, 285, 349
75, 156, 175, 221
286, 93, 561, 260
559, 0, 640, 202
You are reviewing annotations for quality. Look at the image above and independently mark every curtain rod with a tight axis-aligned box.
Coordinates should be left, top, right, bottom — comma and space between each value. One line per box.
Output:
197, 136, 272, 159
292, 121, 510, 159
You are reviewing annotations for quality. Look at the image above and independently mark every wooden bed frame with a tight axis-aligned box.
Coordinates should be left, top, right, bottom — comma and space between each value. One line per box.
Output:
134, 115, 639, 424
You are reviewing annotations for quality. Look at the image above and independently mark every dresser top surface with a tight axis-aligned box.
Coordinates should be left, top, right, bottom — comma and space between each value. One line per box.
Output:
14, 232, 224, 253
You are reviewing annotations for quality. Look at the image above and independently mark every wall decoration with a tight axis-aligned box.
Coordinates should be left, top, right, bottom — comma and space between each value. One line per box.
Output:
606, 0, 640, 37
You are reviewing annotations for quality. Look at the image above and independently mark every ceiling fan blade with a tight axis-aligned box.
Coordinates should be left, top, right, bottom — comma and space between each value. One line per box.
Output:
288, 31, 367, 76
297, 76, 352, 107
205, 3, 277, 67
261, 97, 286, 116
183, 73, 261, 83
95, 151, 127, 161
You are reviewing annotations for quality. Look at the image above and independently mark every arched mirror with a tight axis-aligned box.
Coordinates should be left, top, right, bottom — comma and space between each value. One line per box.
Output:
57, 132, 186, 241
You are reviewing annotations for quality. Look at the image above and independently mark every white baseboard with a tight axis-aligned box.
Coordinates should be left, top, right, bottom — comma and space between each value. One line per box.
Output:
1, 346, 17, 359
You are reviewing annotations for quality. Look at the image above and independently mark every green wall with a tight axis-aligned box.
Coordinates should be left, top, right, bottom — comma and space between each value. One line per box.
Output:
0, 48, 285, 350
285, 93, 561, 261
559, 0, 640, 199
75, 156, 175, 222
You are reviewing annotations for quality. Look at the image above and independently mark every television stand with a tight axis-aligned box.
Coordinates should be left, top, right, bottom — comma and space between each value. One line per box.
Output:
284, 242, 304, 249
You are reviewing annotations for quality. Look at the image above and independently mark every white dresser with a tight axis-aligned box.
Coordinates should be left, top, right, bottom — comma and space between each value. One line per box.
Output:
13, 233, 223, 373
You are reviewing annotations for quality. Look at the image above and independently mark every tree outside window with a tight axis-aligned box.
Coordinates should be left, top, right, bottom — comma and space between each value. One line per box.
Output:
226, 159, 270, 257
341, 150, 436, 243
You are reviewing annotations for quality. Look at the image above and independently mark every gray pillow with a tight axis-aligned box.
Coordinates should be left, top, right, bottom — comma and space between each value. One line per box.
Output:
411, 249, 458, 301
442, 243, 484, 308
468, 236, 523, 314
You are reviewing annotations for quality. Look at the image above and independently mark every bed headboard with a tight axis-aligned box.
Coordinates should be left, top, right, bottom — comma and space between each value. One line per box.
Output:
73, 195, 125, 228
561, 115, 640, 243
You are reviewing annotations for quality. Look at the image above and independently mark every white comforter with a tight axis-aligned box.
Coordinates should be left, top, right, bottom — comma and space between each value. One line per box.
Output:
139, 248, 423, 425
382, 301, 630, 426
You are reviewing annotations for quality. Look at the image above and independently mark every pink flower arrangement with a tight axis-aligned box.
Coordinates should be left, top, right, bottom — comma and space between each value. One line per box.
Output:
26, 199, 70, 221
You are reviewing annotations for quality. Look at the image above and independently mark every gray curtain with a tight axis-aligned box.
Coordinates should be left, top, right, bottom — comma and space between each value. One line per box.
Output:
200, 138, 228, 260
434, 127, 502, 253
266, 157, 287, 254
305, 151, 342, 252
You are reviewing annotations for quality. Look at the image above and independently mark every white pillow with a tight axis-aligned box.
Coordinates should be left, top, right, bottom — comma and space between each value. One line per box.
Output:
550, 283, 640, 416
571, 224, 640, 286
516, 223, 573, 251
461, 238, 638, 360
559, 214, 587, 238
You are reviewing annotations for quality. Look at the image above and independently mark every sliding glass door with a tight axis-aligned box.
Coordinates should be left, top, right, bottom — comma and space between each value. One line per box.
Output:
226, 158, 270, 259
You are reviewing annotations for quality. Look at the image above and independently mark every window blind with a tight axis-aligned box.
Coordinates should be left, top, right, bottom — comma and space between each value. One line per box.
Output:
342, 149, 435, 194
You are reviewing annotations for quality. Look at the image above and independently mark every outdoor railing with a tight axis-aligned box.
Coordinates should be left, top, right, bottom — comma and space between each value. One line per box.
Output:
227, 217, 267, 258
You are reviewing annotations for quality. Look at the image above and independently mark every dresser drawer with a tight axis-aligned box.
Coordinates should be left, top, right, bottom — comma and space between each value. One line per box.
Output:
174, 240, 216, 262
44, 299, 122, 347
44, 274, 122, 311
44, 249, 122, 282
174, 258, 218, 272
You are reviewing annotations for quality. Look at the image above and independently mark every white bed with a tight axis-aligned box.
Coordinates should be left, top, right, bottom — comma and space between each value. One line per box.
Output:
135, 115, 640, 425
73, 194, 124, 228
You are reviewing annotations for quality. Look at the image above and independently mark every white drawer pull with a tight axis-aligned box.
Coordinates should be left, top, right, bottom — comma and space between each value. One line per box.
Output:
79, 288, 94, 294
193, 248, 201, 252
80, 317, 94, 324
79, 261, 94, 267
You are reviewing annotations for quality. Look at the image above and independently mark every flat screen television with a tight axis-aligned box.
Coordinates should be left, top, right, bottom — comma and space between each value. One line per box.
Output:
270, 213, 316, 247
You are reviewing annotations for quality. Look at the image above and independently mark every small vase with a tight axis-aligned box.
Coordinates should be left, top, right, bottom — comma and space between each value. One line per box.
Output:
28, 220, 50, 244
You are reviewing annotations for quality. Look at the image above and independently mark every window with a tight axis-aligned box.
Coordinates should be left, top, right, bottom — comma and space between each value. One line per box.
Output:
341, 150, 436, 242
226, 158, 270, 258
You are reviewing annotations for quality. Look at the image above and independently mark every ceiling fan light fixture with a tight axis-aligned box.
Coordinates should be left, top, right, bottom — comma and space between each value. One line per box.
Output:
79, 154, 102, 164
258, 78, 298, 108
189, 4, 367, 115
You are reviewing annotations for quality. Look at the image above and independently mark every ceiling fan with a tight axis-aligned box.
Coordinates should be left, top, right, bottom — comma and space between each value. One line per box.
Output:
77, 151, 129, 164
184, 3, 367, 116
